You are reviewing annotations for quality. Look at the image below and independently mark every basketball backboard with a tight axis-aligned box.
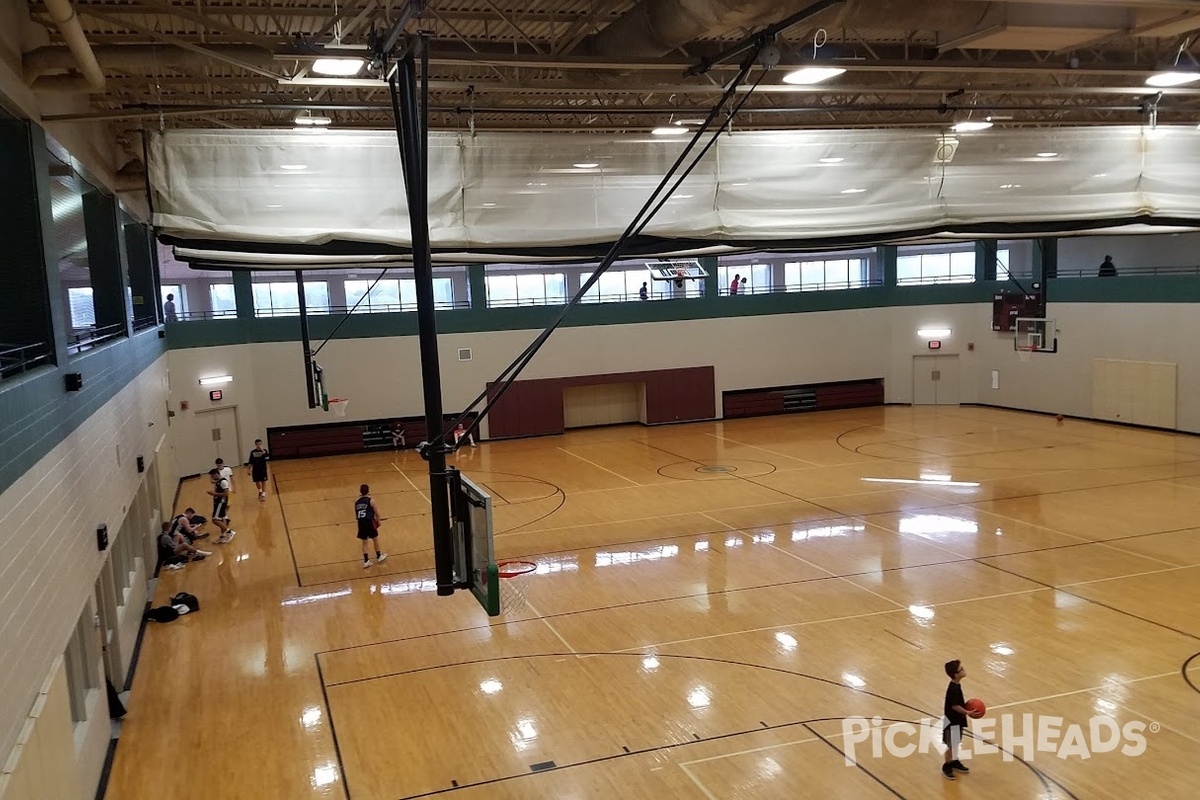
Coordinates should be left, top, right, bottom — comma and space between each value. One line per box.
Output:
646, 259, 707, 282
448, 467, 499, 616
1014, 317, 1058, 353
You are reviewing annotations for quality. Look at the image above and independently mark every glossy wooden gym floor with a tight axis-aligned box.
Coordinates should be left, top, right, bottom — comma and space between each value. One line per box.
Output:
105, 407, 1200, 799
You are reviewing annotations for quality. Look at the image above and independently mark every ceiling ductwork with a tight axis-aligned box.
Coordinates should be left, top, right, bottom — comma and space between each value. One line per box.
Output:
577, 0, 840, 59
41, 0, 104, 90
25, 44, 276, 88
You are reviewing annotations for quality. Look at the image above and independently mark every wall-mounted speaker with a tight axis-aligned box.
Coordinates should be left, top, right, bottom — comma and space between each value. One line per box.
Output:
96, 524, 109, 551
65, 372, 83, 392
136, 455, 145, 473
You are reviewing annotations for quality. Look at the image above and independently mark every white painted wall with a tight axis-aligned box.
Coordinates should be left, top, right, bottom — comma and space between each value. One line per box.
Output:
167, 301, 1200, 452
974, 302, 1199, 431
165, 304, 984, 454
0, 356, 172, 798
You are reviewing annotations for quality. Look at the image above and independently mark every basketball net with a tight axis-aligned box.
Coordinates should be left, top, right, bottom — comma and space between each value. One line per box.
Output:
329, 398, 349, 417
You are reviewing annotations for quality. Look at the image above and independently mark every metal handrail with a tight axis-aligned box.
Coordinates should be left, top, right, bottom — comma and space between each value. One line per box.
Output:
0, 342, 52, 379
1052, 264, 1200, 279
67, 323, 126, 354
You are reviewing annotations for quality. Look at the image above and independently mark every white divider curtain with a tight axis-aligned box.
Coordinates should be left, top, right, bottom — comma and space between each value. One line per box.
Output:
148, 126, 1200, 259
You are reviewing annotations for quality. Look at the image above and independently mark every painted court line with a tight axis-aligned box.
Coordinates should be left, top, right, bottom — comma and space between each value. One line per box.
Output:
987, 671, 1177, 711
677, 763, 721, 800
391, 461, 422, 493
680, 734, 821, 767
765, 542, 906, 610
525, 598, 578, 655
557, 447, 642, 486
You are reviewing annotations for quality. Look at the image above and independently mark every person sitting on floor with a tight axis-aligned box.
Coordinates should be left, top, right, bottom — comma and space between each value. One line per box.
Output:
158, 522, 211, 570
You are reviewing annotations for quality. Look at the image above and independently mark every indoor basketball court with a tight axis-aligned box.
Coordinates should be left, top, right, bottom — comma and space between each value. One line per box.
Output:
104, 405, 1200, 799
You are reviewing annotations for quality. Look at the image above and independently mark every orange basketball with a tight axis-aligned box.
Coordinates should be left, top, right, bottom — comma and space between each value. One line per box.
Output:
965, 698, 986, 717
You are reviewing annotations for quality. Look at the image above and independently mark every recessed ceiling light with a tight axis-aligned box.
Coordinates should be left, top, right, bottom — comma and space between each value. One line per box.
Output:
573, 162, 599, 169
266, 204, 283, 208
819, 157, 844, 164
279, 164, 308, 171
781, 66, 847, 85
652, 126, 688, 136
1036, 151, 1058, 158
840, 188, 866, 194
312, 57, 366, 77
674, 118, 706, 126
481, 202, 496, 208
1093, 173, 1108, 177
1000, 183, 1021, 189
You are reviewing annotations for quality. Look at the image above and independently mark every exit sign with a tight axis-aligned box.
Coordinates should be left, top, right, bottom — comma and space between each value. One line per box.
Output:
209, 389, 223, 401
928, 340, 942, 350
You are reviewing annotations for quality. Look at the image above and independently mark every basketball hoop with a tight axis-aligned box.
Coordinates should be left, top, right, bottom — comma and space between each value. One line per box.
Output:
496, 561, 537, 616
328, 397, 349, 417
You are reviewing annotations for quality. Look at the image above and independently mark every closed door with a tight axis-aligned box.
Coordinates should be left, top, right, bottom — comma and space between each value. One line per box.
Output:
194, 406, 241, 474
913, 355, 960, 406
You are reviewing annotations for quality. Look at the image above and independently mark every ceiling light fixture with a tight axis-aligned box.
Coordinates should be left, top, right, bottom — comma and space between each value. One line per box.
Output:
652, 126, 688, 136
312, 57, 366, 77
952, 118, 993, 132
1147, 38, 1200, 86
198, 375, 233, 386
294, 113, 332, 126
781, 66, 846, 85
819, 157, 844, 164
573, 161, 599, 169
840, 188, 866, 194
918, 328, 951, 337
1036, 151, 1058, 158
279, 164, 308, 171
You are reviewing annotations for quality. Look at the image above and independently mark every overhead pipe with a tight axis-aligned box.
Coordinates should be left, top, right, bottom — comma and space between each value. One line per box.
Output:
24, 44, 276, 85
38, 0, 104, 90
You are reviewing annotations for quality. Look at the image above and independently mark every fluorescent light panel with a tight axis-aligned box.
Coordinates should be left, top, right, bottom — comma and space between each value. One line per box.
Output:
199, 375, 233, 386
312, 57, 366, 77
918, 327, 951, 337
782, 66, 846, 85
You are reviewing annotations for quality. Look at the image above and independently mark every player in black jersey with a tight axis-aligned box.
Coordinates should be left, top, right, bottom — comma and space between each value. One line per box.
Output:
246, 439, 270, 500
354, 484, 387, 568
207, 468, 236, 543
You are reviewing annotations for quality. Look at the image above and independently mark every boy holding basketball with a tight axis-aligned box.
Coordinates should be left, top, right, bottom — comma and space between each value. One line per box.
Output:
355, 484, 388, 568
942, 659, 983, 780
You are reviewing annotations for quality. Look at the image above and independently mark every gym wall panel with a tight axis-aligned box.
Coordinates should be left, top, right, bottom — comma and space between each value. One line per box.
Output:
0, 354, 171, 788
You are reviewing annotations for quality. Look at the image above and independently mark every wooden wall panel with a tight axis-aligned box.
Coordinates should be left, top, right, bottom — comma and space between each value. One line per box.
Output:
487, 367, 715, 438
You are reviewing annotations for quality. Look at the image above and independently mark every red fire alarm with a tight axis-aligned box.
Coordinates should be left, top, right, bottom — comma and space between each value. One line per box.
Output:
928, 340, 942, 350
209, 389, 223, 401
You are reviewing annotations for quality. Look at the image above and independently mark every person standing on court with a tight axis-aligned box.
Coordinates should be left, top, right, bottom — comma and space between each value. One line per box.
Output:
207, 468, 236, 543
941, 659, 981, 780
215, 457, 235, 494
246, 439, 270, 500
355, 484, 388, 568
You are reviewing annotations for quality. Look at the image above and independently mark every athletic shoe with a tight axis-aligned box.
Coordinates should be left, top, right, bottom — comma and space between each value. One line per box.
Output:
193, 532, 210, 540
259, 492, 266, 500
942, 765, 955, 781
195, 550, 213, 557
375, 553, 388, 564
363, 559, 373, 569
950, 760, 970, 773
225, 530, 237, 541
166, 563, 186, 571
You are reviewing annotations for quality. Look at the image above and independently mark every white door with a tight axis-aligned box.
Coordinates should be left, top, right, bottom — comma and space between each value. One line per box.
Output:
194, 406, 241, 474
913, 356, 938, 405
912, 355, 961, 406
